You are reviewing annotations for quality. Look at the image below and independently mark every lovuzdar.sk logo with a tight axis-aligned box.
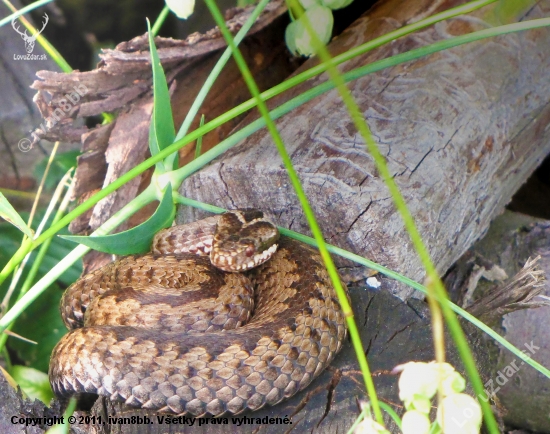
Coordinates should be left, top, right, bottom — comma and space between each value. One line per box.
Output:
12, 13, 48, 60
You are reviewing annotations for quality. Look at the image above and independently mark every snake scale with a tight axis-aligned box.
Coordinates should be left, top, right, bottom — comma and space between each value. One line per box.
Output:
49, 210, 348, 416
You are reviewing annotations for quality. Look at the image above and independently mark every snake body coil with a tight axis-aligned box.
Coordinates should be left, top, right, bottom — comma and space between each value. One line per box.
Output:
49, 210, 348, 416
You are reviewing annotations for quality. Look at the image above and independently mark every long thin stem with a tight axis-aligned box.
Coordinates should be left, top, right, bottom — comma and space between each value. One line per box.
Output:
151, 5, 170, 36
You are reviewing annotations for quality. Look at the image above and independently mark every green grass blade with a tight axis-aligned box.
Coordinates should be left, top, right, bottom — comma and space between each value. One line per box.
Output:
379, 402, 402, 430
0, 193, 34, 238
147, 19, 176, 171
45, 398, 76, 434
0, 0, 53, 27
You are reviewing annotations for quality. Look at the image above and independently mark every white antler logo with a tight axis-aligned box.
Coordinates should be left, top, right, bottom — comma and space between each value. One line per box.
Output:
12, 13, 49, 54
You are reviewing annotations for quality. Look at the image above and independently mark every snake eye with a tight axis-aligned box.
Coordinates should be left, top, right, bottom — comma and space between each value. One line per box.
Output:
245, 245, 255, 257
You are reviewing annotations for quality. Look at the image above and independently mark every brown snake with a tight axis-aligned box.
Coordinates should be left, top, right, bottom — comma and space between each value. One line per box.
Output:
49, 210, 348, 416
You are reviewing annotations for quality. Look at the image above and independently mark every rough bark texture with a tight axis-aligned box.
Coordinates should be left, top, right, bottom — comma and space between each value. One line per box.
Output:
446, 211, 550, 433
180, 0, 550, 301
0, 371, 63, 434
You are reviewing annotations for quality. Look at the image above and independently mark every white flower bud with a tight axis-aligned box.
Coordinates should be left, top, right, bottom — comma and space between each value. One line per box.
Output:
441, 370, 466, 396
402, 410, 431, 434
436, 393, 482, 434
408, 395, 432, 414
291, 5, 334, 57
398, 362, 438, 404
165, 0, 195, 19
398, 361, 466, 406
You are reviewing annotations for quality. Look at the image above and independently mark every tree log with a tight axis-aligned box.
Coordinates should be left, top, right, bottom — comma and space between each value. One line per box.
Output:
180, 0, 550, 301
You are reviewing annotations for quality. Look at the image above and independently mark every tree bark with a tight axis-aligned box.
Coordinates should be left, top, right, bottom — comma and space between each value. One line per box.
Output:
0, 370, 63, 434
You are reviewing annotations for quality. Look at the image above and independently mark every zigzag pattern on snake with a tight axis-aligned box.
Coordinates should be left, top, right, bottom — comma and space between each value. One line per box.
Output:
49, 210, 348, 417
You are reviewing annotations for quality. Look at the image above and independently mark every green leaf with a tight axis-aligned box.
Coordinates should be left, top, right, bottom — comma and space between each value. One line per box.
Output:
60, 186, 175, 255
9, 365, 54, 405
147, 19, 176, 170
0, 193, 34, 238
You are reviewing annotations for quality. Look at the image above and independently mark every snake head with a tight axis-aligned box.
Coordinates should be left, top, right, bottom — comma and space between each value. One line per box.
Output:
210, 209, 280, 272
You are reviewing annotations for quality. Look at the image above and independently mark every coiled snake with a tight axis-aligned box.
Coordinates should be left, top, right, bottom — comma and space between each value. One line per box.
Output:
49, 210, 348, 416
